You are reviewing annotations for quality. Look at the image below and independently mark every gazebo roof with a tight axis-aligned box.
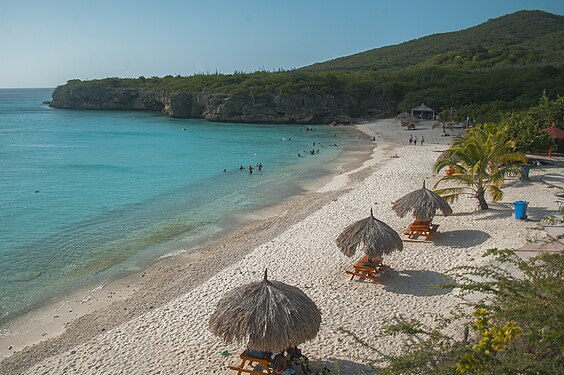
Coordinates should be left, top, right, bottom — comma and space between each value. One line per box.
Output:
542, 125, 564, 140
412, 103, 435, 112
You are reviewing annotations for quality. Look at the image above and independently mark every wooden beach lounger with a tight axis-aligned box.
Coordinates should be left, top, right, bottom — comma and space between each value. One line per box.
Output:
346, 256, 386, 282
228, 350, 273, 374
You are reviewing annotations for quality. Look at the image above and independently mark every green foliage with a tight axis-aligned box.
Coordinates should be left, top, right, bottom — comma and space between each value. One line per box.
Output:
528, 92, 564, 128
502, 93, 564, 153
376, 250, 564, 374
55, 11, 563, 121
434, 123, 526, 209
303, 11, 564, 73
456, 309, 521, 374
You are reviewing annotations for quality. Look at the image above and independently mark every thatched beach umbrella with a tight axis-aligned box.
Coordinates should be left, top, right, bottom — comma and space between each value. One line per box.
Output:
392, 181, 453, 222
336, 209, 403, 259
208, 270, 321, 352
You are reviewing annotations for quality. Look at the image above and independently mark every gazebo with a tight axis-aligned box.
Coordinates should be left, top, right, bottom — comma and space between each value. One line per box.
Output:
411, 103, 436, 120
542, 124, 564, 139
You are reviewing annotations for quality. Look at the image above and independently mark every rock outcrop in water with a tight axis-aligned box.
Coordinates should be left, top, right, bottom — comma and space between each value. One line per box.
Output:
50, 85, 355, 124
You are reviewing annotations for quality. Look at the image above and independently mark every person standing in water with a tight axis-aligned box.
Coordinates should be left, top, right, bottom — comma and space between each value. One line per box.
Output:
249, 165, 254, 174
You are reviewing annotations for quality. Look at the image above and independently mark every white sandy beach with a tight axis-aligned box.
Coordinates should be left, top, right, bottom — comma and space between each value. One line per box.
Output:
1, 119, 562, 374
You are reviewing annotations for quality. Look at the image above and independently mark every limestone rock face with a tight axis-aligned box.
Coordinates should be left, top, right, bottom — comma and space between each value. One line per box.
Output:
50, 86, 355, 124
51, 86, 166, 112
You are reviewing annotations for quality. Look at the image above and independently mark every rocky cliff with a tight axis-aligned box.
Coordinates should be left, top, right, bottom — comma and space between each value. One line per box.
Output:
49, 85, 355, 124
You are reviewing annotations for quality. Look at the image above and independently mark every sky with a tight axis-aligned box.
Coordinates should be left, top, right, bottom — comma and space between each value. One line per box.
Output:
0, 0, 562, 88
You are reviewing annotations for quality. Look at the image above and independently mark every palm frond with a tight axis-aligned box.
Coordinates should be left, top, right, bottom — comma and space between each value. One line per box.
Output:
486, 184, 504, 202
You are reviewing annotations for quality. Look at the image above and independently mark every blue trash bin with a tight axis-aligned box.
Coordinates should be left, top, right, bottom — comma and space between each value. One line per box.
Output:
513, 201, 528, 220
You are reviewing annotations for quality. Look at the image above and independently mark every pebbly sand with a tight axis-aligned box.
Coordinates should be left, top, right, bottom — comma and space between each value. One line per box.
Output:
1, 119, 562, 374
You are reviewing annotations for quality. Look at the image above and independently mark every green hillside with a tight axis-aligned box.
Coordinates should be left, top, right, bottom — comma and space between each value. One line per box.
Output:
303, 10, 564, 72
52, 10, 564, 123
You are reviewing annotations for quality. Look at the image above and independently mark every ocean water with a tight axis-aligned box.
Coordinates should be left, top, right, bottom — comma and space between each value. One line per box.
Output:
0, 88, 366, 324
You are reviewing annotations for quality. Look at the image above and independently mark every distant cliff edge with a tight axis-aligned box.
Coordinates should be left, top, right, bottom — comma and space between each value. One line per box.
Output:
49, 11, 564, 124
49, 84, 356, 124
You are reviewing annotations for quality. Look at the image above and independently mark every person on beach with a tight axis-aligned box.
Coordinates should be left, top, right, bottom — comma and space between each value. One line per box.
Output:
414, 136, 417, 146
409, 135, 413, 145
286, 347, 310, 373
249, 165, 254, 174
270, 353, 294, 375
421, 136, 425, 145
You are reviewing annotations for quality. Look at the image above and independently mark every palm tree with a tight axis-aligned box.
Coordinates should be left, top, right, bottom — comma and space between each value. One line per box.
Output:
432, 107, 457, 134
434, 123, 526, 210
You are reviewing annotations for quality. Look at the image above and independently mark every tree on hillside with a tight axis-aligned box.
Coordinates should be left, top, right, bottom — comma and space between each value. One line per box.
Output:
529, 92, 564, 128
502, 112, 553, 153
434, 123, 526, 210
433, 107, 458, 133
503, 93, 564, 153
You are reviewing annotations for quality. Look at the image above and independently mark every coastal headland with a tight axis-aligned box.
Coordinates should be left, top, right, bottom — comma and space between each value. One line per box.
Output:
1, 119, 561, 374
49, 84, 356, 124
46, 11, 564, 127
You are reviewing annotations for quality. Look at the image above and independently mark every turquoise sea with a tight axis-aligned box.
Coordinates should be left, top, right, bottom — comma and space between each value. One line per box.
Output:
0, 88, 366, 324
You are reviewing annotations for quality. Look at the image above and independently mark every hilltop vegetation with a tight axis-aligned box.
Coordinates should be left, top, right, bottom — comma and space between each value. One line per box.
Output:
54, 10, 564, 123
303, 10, 564, 72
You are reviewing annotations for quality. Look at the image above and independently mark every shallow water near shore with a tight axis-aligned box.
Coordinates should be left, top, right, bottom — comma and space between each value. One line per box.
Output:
0, 88, 368, 325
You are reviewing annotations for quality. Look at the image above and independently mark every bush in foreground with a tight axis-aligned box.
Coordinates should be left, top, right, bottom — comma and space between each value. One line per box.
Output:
373, 249, 563, 374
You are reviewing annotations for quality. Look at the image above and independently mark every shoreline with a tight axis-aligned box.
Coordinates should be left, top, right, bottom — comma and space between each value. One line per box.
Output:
2, 119, 560, 374
0, 125, 375, 367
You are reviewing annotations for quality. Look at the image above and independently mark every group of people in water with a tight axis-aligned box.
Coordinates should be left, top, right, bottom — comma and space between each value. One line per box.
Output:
223, 130, 340, 171
235, 162, 263, 173
408, 134, 425, 145
223, 163, 264, 173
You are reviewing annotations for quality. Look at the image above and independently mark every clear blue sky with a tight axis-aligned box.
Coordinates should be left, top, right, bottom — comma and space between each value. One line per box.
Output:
1, 0, 562, 88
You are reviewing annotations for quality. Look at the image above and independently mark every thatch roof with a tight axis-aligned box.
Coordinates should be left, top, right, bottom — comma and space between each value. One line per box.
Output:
542, 125, 564, 139
397, 111, 411, 119
392, 181, 453, 222
412, 103, 435, 112
336, 209, 403, 258
208, 270, 321, 352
